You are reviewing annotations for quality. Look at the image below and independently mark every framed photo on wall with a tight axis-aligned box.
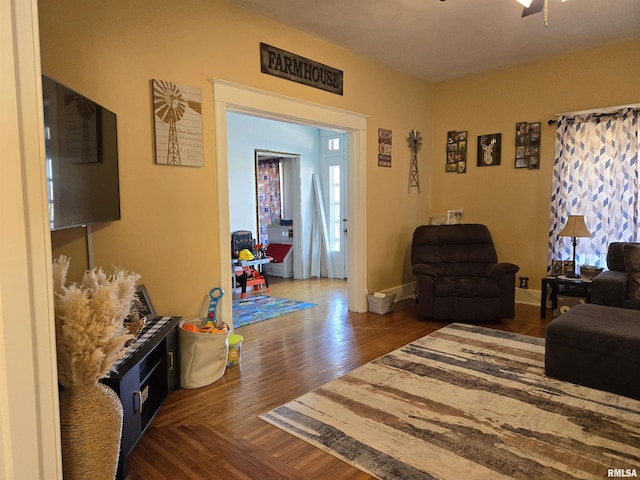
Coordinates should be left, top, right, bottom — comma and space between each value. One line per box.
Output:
515, 121, 541, 169
446, 130, 467, 173
477, 133, 501, 166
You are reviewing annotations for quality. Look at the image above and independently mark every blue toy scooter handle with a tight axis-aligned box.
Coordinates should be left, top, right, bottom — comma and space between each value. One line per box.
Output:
206, 287, 224, 327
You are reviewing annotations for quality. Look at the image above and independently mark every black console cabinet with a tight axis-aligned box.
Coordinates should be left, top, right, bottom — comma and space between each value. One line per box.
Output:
103, 316, 181, 480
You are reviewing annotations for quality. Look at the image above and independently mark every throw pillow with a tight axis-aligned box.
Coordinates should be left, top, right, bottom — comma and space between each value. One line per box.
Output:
623, 244, 640, 300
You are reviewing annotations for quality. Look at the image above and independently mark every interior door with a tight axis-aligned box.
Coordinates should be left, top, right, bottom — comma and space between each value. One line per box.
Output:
323, 133, 347, 279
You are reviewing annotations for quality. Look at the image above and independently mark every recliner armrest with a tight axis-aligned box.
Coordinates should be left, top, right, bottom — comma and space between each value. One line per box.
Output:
486, 262, 520, 279
412, 264, 439, 277
591, 270, 628, 307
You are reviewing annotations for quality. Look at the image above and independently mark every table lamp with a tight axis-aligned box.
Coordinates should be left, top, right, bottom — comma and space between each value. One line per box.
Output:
558, 215, 592, 278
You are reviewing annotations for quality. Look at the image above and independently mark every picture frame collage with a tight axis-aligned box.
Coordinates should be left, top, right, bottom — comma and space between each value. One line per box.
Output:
445, 121, 542, 172
446, 130, 467, 173
515, 121, 541, 169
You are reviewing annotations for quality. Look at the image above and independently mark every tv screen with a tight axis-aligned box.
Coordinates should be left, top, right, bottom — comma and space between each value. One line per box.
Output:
42, 75, 121, 231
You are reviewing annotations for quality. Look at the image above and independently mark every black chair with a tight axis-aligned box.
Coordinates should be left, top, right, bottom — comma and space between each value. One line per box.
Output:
411, 224, 519, 321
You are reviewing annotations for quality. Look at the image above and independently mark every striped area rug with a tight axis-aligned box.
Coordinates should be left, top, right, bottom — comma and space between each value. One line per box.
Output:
261, 323, 640, 479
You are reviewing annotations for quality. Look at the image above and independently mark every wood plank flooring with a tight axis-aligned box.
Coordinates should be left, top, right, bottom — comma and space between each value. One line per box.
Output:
126, 278, 551, 479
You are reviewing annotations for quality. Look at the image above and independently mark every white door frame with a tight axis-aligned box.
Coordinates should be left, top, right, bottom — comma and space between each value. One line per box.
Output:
3, 0, 63, 477
212, 79, 368, 326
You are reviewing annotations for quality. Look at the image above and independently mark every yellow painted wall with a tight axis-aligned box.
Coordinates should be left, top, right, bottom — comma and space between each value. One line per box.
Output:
39, 0, 640, 312
429, 38, 640, 287
39, 0, 433, 315
51, 229, 88, 282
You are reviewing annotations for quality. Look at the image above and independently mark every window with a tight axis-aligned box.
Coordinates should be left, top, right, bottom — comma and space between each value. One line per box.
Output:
328, 165, 341, 252
328, 137, 340, 152
548, 107, 640, 269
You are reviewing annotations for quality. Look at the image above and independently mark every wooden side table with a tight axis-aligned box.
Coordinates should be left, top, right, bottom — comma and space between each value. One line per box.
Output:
540, 276, 592, 319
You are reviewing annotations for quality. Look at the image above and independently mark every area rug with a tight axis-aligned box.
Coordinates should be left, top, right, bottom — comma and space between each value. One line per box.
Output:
261, 323, 640, 479
232, 295, 317, 328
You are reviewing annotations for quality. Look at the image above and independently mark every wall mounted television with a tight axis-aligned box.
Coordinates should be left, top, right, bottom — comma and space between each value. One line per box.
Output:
42, 75, 121, 231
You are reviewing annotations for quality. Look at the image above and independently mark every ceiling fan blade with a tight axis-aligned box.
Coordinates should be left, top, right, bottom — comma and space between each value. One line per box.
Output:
522, 0, 544, 17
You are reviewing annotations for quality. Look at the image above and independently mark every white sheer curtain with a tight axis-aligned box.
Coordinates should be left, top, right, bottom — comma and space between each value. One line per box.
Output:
548, 107, 640, 271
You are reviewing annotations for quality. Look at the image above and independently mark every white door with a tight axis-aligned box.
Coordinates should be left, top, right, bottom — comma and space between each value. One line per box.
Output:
322, 132, 347, 279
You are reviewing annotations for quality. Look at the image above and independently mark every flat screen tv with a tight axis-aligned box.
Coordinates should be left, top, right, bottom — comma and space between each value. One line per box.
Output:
42, 75, 121, 231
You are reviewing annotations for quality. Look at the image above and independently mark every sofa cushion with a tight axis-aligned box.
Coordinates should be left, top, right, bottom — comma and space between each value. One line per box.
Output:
623, 243, 640, 300
622, 298, 640, 310
411, 224, 498, 266
433, 297, 502, 322
607, 242, 628, 272
607, 242, 640, 272
591, 270, 629, 307
434, 277, 501, 298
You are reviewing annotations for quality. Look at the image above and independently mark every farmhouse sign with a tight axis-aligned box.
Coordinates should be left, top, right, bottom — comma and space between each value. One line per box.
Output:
260, 43, 343, 95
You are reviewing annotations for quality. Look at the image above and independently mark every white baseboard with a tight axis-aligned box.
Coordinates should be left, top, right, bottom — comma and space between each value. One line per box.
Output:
378, 283, 542, 307
374, 283, 415, 302
516, 288, 542, 306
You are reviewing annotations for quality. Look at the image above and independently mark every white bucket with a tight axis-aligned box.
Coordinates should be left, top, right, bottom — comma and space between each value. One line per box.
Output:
178, 317, 229, 389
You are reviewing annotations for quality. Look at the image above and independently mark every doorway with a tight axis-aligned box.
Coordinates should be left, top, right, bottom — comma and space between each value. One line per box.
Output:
254, 151, 299, 245
254, 150, 303, 279
213, 79, 368, 324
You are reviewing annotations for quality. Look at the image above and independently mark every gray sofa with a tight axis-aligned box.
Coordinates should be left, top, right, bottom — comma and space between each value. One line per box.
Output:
591, 242, 640, 309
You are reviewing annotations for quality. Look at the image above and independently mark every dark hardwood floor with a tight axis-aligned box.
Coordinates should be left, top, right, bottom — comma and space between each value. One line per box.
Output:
127, 278, 550, 479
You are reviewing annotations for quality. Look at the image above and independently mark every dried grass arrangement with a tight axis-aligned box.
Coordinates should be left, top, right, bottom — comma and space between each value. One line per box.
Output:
52, 255, 142, 387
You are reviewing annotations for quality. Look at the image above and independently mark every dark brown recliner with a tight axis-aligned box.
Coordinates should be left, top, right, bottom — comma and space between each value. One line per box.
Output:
411, 224, 519, 321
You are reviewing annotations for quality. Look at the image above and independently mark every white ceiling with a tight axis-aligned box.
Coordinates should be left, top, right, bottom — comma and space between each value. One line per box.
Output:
227, 0, 640, 82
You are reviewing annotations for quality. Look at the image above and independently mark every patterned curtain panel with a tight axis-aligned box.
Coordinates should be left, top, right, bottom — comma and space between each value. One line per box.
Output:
548, 108, 640, 271
256, 158, 282, 244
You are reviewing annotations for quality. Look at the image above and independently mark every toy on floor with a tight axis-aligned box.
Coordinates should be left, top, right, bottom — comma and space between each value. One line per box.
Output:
179, 287, 228, 334
206, 287, 224, 328
180, 321, 228, 334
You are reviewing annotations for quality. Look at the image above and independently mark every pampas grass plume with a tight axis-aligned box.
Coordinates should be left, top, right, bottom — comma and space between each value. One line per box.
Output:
53, 255, 141, 388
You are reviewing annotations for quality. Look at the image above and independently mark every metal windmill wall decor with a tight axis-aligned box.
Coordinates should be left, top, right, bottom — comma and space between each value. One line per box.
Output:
407, 129, 422, 192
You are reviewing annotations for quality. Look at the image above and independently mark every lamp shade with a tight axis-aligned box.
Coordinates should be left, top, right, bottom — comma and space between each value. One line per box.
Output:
516, 0, 533, 7
558, 215, 592, 238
